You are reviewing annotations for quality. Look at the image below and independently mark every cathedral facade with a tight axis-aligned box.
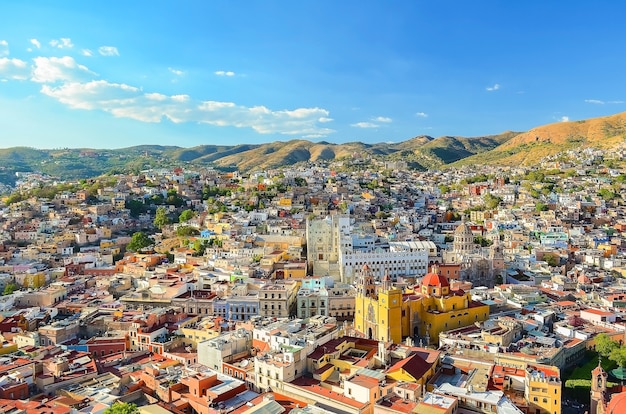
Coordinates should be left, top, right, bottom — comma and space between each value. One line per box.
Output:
354, 264, 490, 345
443, 220, 506, 288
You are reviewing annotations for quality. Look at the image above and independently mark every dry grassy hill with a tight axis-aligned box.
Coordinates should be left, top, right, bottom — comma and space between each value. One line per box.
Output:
457, 112, 626, 166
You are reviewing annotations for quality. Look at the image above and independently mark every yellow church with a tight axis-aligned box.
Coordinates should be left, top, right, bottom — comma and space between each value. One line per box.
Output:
354, 264, 489, 345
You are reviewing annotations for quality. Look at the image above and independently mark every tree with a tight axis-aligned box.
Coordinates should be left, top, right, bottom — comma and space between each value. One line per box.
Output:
154, 206, 171, 229
103, 402, 138, 414
484, 194, 502, 210
192, 239, 208, 256
127, 232, 153, 252
543, 254, 559, 267
595, 333, 618, 357
610, 346, 626, 368
2, 283, 18, 296
294, 177, 307, 187
176, 226, 199, 237
126, 199, 146, 218
179, 209, 195, 223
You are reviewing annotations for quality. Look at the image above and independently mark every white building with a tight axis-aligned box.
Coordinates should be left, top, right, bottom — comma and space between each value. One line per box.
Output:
307, 216, 431, 283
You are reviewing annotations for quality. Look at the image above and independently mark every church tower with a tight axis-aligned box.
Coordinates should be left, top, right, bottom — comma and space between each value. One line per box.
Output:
489, 235, 505, 284
590, 358, 608, 414
356, 264, 375, 298
355, 265, 378, 340
378, 271, 403, 343
453, 218, 475, 256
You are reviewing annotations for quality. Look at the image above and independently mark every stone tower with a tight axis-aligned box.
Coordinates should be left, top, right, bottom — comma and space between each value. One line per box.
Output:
590, 357, 608, 414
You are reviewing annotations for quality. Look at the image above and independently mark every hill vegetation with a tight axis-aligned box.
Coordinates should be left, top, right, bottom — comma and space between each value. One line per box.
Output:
2, 111, 626, 187
455, 112, 626, 167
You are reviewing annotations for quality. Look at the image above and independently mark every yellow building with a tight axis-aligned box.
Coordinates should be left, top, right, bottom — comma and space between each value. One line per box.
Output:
180, 326, 220, 350
354, 265, 489, 345
526, 364, 561, 414
277, 197, 292, 207
20, 272, 46, 289
0, 341, 18, 356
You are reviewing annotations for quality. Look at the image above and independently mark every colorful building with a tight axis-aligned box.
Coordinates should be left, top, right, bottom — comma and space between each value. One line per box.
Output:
355, 264, 489, 344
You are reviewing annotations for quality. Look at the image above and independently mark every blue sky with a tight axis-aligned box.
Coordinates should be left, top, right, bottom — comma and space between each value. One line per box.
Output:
1, 1, 625, 149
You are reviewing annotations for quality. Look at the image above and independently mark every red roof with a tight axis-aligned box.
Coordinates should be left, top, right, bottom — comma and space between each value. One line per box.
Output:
607, 391, 626, 414
422, 272, 449, 288
387, 352, 433, 380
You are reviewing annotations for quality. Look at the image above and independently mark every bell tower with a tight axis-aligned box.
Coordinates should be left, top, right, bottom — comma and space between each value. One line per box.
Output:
357, 264, 375, 298
590, 357, 608, 414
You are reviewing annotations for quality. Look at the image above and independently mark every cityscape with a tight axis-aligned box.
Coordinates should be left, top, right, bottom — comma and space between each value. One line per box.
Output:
2, 2, 626, 414
0, 138, 625, 414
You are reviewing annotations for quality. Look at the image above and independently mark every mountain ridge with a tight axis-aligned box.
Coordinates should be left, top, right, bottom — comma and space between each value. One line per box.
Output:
2, 110, 626, 186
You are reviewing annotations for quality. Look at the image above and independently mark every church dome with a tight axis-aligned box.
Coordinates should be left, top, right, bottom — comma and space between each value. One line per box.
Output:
607, 392, 626, 413
422, 271, 450, 289
421, 265, 450, 299
455, 221, 473, 236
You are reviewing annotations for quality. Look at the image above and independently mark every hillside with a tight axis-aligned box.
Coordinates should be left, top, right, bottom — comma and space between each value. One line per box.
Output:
0, 131, 516, 186
456, 112, 626, 166
6, 110, 626, 186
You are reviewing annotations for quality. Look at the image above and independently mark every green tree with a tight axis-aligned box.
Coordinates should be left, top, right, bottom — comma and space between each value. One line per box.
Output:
103, 402, 139, 414
610, 346, 626, 367
192, 239, 207, 256
543, 254, 559, 267
2, 283, 18, 296
484, 194, 502, 210
127, 232, 153, 252
179, 209, 195, 223
126, 199, 146, 218
294, 177, 307, 187
154, 206, 171, 229
474, 236, 492, 247
598, 188, 617, 201
595, 333, 618, 357
176, 226, 199, 237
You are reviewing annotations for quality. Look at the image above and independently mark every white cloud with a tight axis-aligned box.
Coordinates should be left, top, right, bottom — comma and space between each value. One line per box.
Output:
30, 38, 41, 49
215, 70, 235, 77
415, 112, 428, 118
39, 79, 334, 136
318, 117, 333, 123
98, 46, 119, 56
82, 49, 93, 57
49, 38, 74, 49
169, 67, 184, 76
585, 99, 624, 104
145, 93, 168, 101
31, 56, 94, 83
351, 122, 378, 128
0, 40, 8, 57
171, 94, 189, 103
373, 116, 392, 123
486, 83, 500, 91
0, 58, 29, 80
560, 116, 569, 122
